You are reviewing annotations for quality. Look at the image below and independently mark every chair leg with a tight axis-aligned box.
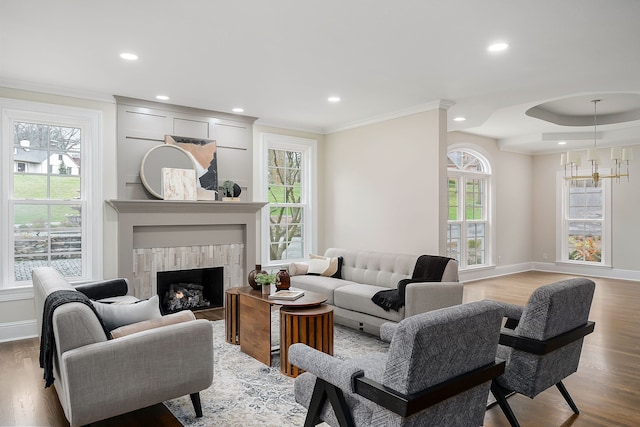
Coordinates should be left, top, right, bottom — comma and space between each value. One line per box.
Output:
305, 379, 328, 427
305, 377, 355, 427
556, 381, 579, 414
490, 380, 521, 427
190, 392, 203, 417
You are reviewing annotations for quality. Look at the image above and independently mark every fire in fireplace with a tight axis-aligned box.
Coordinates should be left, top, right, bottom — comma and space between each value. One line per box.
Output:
157, 267, 223, 314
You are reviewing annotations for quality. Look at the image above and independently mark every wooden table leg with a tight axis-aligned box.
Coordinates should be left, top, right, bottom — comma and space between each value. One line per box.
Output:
239, 293, 272, 366
225, 287, 242, 345
280, 305, 334, 378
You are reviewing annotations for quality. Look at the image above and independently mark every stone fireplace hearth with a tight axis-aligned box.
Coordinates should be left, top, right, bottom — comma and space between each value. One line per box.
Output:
107, 200, 266, 299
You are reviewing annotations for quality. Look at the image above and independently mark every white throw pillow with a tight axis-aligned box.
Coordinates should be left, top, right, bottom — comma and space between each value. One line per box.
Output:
307, 258, 332, 275
92, 295, 162, 331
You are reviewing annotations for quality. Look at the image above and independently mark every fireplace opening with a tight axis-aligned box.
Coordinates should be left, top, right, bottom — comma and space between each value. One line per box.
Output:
157, 267, 223, 315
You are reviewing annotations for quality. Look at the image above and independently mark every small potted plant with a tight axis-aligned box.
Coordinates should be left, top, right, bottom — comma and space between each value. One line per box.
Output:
221, 180, 241, 201
255, 272, 276, 295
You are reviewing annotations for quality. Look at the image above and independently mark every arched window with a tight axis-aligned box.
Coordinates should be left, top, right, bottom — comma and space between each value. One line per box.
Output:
447, 149, 491, 268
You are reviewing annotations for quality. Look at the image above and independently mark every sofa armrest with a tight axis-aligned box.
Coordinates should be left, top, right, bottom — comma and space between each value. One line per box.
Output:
53, 303, 110, 355
404, 281, 464, 318
288, 343, 363, 392
74, 278, 129, 300
59, 319, 213, 426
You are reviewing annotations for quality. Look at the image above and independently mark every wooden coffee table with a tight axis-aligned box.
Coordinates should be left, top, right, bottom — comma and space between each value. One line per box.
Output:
233, 287, 331, 368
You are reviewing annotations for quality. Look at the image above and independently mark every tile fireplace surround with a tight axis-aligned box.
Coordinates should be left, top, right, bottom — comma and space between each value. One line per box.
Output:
107, 200, 266, 298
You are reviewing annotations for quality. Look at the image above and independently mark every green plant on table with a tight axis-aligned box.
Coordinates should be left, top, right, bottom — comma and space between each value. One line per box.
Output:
255, 273, 276, 286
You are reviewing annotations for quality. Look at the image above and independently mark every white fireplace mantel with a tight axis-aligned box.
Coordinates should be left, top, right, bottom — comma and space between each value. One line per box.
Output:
107, 199, 267, 287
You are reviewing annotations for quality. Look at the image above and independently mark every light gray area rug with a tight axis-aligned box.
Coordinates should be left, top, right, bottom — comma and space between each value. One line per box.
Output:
164, 315, 389, 427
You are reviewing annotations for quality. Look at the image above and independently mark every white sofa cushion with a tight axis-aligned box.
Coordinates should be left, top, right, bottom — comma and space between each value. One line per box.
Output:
288, 275, 350, 305
325, 249, 416, 288
334, 284, 404, 323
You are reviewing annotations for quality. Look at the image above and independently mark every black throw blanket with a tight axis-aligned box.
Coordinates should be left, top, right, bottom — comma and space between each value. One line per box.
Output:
39, 290, 111, 388
371, 255, 454, 312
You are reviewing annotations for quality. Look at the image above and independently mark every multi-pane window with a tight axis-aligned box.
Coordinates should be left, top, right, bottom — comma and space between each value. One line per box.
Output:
12, 122, 83, 282
268, 148, 304, 261
447, 150, 490, 268
560, 177, 609, 264
2, 100, 100, 288
262, 134, 316, 265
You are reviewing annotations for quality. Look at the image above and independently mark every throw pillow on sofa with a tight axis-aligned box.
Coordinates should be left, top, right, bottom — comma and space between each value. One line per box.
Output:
92, 295, 162, 331
289, 254, 343, 278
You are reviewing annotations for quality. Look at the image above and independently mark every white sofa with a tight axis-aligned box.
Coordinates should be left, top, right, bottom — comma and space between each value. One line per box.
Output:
33, 267, 213, 427
289, 248, 463, 335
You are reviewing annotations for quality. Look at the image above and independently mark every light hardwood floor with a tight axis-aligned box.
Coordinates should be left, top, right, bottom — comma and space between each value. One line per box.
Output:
0, 272, 638, 426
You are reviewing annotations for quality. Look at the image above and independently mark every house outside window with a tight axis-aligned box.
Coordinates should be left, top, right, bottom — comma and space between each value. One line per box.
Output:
447, 149, 491, 268
261, 133, 317, 266
1, 99, 102, 288
557, 174, 611, 265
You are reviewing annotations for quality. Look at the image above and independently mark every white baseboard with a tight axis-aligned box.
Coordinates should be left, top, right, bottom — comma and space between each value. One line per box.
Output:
460, 262, 533, 282
0, 319, 38, 343
460, 261, 640, 283
532, 262, 640, 282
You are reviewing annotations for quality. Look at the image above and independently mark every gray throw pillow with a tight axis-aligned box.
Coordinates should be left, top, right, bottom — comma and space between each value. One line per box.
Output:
92, 295, 162, 331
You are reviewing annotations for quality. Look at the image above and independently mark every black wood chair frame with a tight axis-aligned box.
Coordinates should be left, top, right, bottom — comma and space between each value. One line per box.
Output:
304, 360, 505, 427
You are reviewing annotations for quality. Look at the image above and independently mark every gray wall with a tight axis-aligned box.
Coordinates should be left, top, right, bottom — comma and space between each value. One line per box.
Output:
115, 97, 257, 201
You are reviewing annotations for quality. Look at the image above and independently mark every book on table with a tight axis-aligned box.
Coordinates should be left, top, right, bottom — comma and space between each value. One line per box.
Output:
268, 290, 305, 300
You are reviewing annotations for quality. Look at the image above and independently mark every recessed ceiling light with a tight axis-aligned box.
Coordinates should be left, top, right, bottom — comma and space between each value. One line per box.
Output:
328, 96, 341, 103
453, 116, 466, 122
558, 141, 567, 145
119, 52, 138, 61
156, 95, 170, 101
232, 107, 244, 113
487, 42, 509, 52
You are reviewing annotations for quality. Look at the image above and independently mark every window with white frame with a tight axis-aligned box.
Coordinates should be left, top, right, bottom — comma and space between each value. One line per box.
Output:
447, 149, 491, 268
558, 174, 611, 265
1, 99, 102, 288
261, 133, 316, 266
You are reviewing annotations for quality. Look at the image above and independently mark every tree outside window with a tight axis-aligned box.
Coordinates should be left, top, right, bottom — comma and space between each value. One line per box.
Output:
268, 148, 304, 261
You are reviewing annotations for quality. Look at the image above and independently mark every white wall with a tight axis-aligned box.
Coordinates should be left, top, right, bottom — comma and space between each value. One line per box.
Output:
448, 132, 534, 268
321, 110, 447, 255
0, 87, 117, 335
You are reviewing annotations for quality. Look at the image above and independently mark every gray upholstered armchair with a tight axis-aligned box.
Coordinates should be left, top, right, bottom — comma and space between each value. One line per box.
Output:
33, 267, 213, 427
490, 278, 596, 427
289, 301, 506, 427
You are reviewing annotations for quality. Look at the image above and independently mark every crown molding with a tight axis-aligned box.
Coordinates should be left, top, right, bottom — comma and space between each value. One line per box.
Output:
0, 78, 116, 104
325, 99, 455, 134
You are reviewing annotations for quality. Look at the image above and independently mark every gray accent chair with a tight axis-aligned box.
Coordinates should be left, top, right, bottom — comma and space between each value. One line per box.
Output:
33, 267, 214, 427
289, 300, 505, 426
490, 278, 596, 427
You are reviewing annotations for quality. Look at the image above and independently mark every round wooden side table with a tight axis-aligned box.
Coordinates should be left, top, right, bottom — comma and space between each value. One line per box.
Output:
280, 304, 334, 378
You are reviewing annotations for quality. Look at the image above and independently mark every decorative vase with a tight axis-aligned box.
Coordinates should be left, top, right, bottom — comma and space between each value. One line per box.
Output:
276, 268, 290, 291
261, 283, 271, 295
248, 264, 266, 290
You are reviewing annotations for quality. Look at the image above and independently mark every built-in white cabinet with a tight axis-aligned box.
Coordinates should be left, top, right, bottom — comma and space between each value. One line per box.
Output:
115, 96, 257, 200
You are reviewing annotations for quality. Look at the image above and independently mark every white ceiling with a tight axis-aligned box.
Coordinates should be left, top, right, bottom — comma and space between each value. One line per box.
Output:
1, 0, 640, 154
